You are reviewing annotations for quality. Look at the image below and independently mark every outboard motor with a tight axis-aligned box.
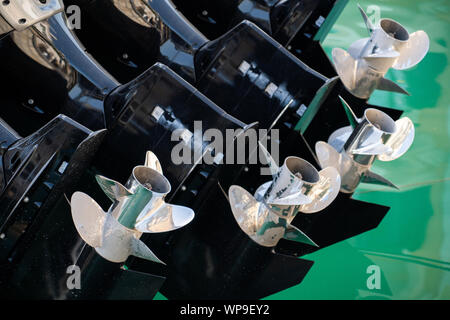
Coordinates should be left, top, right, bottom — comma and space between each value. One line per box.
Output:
65, 0, 334, 132
171, 0, 348, 77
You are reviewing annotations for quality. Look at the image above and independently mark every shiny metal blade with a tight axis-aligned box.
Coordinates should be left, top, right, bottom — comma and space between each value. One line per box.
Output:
95, 175, 132, 201
363, 51, 400, 59
361, 170, 399, 189
333, 49, 359, 97
258, 141, 279, 178
283, 224, 318, 247
315, 141, 342, 170
351, 143, 392, 156
270, 191, 312, 206
301, 167, 341, 214
71, 192, 105, 248
144, 151, 163, 174
328, 126, 353, 152
348, 37, 370, 58
363, 51, 400, 72
254, 181, 272, 202
135, 203, 195, 233
357, 4, 375, 35
130, 237, 165, 265
229, 185, 263, 238
378, 117, 415, 161
339, 96, 359, 129
377, 77, 410, 95
393, 30, 430, 70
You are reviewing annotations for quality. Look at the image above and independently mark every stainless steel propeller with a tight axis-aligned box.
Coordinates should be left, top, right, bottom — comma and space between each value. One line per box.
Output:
70, 151, 195, 264
315, 97, 415, 193
228, 143, 340, 248
332, 4, 429, 99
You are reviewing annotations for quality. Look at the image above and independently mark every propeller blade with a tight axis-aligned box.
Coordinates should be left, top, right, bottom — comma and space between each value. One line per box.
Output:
328, 126, 353, 152
95, 175, 132, 201
378, 117, 415, 161
358, 4, 375, 35
348, 37, 370, 58
70, 192, 105, 248
315, 141, 342, 170
270, 191, 312, 206
393, 30, 430, 70
258, 141, 279, 178
283, 224, 318, 247
377, 77, 410, 95
363, 51, 400, 72
254, 181, 272, 202
363, 51, 400, 59
135, 203, 195, 233
130, 237, 165, 265
144, 151, 163, 174
332, 49, 359, 98
361, 170, 399, 189
301, 167, 341, 214
229, 185, 261, 237
351, 143, 392, 156
339, 96, 359, 129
